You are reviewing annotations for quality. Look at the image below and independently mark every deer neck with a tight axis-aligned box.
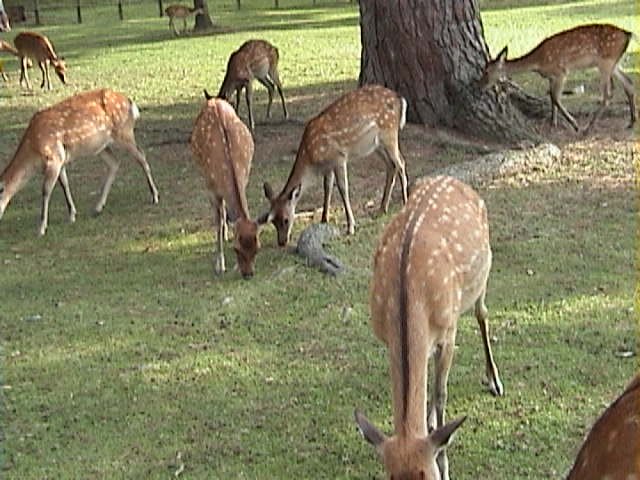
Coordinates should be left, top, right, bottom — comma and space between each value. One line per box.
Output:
389, 217, 432, 439
278, 146, 312, 201
0, 145, 36, 210
503, 50, 541, 75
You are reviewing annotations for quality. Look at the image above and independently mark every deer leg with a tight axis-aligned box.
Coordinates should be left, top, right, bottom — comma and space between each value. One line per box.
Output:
378, 149, 397, 214
182, 17, 187, 34
20, 56, 31, 89
271, 70, 288, 119
475, 289, 504, 396
170, 18, 178, 36
214, 197, 227, 274
94, 147, 121, 215
550, 75, 579, 131
116, 135, 159, 205
334, 161, 355, 235
257, 77, 275, 119
57, 166, 77, 223
322, 170, 335, 223
39, 162, 63, 236
244, 82, 255, 132
433, 338, 456, 480
613, 67, 636, 127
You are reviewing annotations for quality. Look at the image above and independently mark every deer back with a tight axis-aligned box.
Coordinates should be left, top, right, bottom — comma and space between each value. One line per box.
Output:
371, 176, 491, 431
191, 97, 254, 223
14, 31, 60, 62
566, 374, 640, 480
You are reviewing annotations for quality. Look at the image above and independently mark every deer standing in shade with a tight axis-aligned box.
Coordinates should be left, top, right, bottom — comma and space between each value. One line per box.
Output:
261, 84, 408, 246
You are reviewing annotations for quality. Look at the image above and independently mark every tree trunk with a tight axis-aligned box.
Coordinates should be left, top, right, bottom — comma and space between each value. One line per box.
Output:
359, 0, 541, 144
194, 0, 214, 31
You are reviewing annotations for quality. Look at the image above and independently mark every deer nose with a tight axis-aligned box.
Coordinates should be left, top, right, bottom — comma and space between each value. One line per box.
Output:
242, 271, 254, 280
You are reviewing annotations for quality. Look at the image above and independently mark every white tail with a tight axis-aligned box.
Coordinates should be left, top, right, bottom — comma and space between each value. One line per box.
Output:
0, 89, 159, 236
216, 39, 288, 132
190, 96, 264, 279
0, 0, 10, 32
14, 31, 67, 90
566, 374, 640, 480
355, 176, 503, 480
261, 84, 408, 246
481, 23, 636, 132
164, 4, 204, 36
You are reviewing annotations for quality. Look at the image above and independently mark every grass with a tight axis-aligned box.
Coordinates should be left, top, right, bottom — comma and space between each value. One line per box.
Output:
0, 1, 638, 479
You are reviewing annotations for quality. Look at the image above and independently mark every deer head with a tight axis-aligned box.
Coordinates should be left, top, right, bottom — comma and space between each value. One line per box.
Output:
52, 57, 67, 84
479, 46, 508, 89
356, 411, 466, 480
233, 217, 261, 279
262, 181, 302, 247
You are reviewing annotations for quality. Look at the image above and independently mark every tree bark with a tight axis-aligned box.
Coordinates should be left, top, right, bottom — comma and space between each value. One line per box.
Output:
194, 0, 214, 31
359, 0, 541, 144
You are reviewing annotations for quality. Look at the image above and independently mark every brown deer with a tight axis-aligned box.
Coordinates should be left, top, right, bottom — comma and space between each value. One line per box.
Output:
216, 39, 288, 132
355, 176, 504, 480
0, 89, 159, 236
14, 31, 67, 90
480, 24, 636, 132
261, 84, 408, 246
566, 373, 640, 480
191, 96, 264, 279
164, 4, 204, 36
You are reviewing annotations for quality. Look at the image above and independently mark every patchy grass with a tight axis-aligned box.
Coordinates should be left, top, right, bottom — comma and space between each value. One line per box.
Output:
0, 1, 638, 479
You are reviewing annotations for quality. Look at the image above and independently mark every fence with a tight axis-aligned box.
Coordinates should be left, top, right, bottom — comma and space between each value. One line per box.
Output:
3, 0, 355, 26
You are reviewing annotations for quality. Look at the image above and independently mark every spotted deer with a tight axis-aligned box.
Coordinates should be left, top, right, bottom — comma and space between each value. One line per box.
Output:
0, 89, 159, 236
261, 84, 408, 246
355, 176, 504, 480
14, 31, 67, 90
215, 39, 288, 132
191, 96, 264, 279
164, 4, 203, 36
480, 24, 636, 132
566, 373, 640, 480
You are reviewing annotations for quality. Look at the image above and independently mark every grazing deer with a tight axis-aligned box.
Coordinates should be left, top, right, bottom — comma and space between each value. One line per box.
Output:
191, 96, 264, 279
216, 39, 288, 132
261, 84, 408, 246
566, 373, 640, 480
0, 0, 10, 32
355, 176, 504, 480
0, 89, 159, 236
480, 24, 636, 132
14, 31, 67, 91
164, 4, 203, 36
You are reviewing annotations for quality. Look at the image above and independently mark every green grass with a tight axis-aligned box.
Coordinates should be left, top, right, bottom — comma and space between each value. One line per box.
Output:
1, 1, 638, 479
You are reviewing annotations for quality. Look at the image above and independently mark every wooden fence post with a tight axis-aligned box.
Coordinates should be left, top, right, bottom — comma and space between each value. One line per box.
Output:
118, 0, 123, 20
236, 0, 241, 9
76, 0, 82, 23
158, 0, 163, 17
275, 0, 279, 7
33, 0, 40, 25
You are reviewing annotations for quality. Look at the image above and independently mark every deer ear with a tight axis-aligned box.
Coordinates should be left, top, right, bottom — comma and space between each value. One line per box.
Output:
427, 416, 466, 453
255, 211, 273, 225
203, 89, 214, 100
354, 410, 387, 447
289, 184, 302, 203
496, 46, 508, 62
263, 182, 274, 201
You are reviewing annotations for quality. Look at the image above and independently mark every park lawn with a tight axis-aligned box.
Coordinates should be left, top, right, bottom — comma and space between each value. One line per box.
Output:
0, 1, 638, 478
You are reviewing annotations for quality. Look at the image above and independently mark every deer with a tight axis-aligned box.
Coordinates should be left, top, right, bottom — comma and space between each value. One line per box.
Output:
215, 39, 288, 132
190, 95, 265, 279
355, 175, 504, 480
565, 373, 640, 480
164, 4, 204, 36
14, 31, 67, 91
480, 24, 636, 133
260, 84, 408, 247
0, 89, 159, 236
